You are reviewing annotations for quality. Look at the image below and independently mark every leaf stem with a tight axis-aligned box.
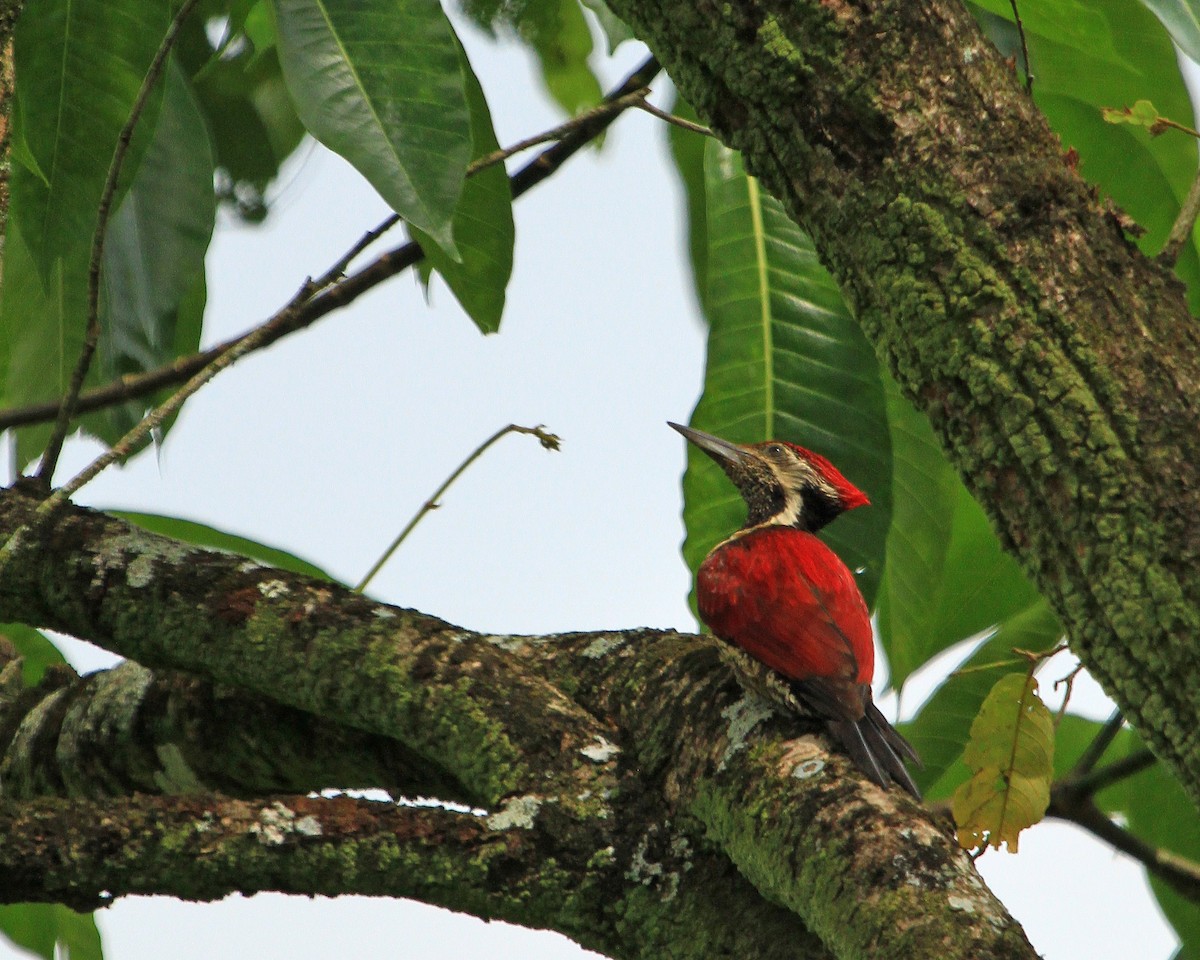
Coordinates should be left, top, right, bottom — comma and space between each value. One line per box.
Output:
353, 424, 561, 594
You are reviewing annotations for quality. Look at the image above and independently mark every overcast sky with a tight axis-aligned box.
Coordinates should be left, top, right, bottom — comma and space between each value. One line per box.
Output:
4, 16, 1180, 960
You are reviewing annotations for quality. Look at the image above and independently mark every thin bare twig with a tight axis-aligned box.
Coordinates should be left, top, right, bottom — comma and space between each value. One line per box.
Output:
0, 56, 663, 436
1052, 659, 1085, 727
470, 88, 651, 172
632, 100, 715, 138
353, 424, 561, 594
1008, 0, 1033, 94
35, 0, 204, 487
1160, 165, 1200, 266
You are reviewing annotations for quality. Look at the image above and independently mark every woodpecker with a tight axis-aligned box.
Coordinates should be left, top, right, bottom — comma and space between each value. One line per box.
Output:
670, 421, 921, 798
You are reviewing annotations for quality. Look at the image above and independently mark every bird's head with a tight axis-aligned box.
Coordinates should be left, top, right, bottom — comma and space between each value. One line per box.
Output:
669, 422, 869, 533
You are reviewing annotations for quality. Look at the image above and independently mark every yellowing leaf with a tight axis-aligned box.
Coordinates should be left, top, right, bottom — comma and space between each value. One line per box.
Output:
952, 673, 1054, 852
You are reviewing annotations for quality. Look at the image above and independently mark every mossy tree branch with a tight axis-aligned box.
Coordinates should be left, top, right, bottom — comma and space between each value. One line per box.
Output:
0, 488, 1036, 960
600, 0, 1200, 803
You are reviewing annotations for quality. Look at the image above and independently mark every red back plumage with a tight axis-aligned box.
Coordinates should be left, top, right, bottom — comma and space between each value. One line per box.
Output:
697, 525, 874, 688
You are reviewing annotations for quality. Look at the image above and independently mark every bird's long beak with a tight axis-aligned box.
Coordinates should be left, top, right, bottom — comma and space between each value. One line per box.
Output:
668, 421, 752, 468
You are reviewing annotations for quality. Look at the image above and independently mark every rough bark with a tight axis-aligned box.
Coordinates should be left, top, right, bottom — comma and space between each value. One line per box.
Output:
0, 489, 1037, 960
0, 644, 461, 800
600, 0, 1200, 803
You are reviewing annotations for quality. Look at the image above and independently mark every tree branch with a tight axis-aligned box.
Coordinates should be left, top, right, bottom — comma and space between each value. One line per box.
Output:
0, 791, 839, 960
1049, 792, 1200, 903
0, 644, 466, 802
602, 0, 1200, 805
0, 488, 1038, 960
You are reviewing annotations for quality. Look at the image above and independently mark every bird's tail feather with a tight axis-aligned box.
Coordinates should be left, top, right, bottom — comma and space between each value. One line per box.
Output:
827, 706, 922, 800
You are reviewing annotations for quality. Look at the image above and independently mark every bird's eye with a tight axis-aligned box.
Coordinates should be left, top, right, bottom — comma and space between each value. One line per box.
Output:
765, 444, 786, 458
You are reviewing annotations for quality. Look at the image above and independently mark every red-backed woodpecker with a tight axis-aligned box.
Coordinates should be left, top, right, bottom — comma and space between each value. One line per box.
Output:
671, 421, 921, 798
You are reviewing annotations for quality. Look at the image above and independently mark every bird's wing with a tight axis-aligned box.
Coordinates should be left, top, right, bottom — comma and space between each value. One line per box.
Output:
697, 526, 873, 691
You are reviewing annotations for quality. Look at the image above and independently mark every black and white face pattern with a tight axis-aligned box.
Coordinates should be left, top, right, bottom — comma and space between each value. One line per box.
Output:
734, 442, 845, 533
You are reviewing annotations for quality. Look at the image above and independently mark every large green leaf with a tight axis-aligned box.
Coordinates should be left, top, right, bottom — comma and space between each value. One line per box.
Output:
974, 0, 1200, 310
410, 43, 514, 334
1128, 757, 1200, 958
113, 511, 335, 580
1, 58, 214, 466
666, 95, 709, 316
0, 217, 89, 466
0, 904, 102, 960
272, 0, 471, 254
11, 0, 172, 276
91, 58, 215, 442
876, 374, 1049, 689
680, 140, 891, 609
1138, 0, 1200, 65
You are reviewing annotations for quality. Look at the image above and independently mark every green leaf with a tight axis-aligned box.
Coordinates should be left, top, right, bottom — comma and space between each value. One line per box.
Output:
1131, 772, 1200, 958
112, 511, 335, 580
11, 0, 172, 275
666, 94, 710, 315
1136, 0, 1200, 66
0, 904, 102, 960
0, 623, 68, 686
579, 0, 635, 53
91, 58, 215, 442
973, 0, 1200, 310
0, 218, 88, 466
952, 673, 1055, 852
0, 59, 214, 465
681, 140, 891, 609
876, 372, 1050, 689
177, 8, 306, 221
409, 43, 514, 333
901, 599, 1062, 793
517, 0, 603, 116
272, 0, 471, 253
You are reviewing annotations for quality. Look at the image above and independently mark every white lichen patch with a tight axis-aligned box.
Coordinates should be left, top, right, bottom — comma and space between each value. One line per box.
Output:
947, 895, 976, 913
791, 758, 826, 781
238, 560, 266, 573
372, 607, 397, 620
485, 794, 542, 831
250, 800, 322, 845
626, 826, 692, 902
93, 531, 194, 589
580, 736, 620, 763
719, 693, 775, 769
258, 579, 290, 599
582, 636, 625, 659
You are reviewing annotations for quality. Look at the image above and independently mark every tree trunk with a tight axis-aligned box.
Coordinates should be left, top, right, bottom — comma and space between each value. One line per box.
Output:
603, 0, 1200, 803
